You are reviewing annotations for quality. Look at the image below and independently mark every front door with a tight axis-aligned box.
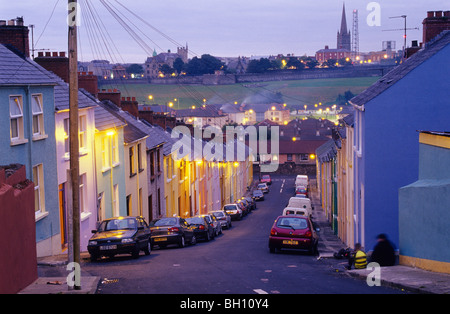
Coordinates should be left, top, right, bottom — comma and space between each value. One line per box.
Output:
59, 184, 67, 250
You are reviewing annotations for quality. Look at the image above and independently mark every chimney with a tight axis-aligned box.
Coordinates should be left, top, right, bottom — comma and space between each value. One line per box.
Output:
423, 10, 450, 44
34, 51, 69, 83
120, 96, 139, 118
78, 71, 98, 97
0, 17, 30, 58
98, 89, 121, 108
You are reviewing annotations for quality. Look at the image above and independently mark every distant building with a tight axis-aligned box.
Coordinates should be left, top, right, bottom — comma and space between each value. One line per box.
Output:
337, 3, 351, 51
144, 46, 188, 79
315, 46, 352, 63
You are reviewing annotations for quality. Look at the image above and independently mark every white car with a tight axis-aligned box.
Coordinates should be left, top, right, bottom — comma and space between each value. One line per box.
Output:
223, 204, 242, 221
257, 183, 269, 193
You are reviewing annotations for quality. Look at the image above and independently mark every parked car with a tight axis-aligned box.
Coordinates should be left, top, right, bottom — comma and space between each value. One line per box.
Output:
269, 215, 318, 255
223, 204, 242, 220
202, 214, 222, 237
237, 199, 250, 216
261, 174, 272, 185
295, 185, 308, 198
252, 189, 265, 201
257, 182, 269, 193
209, 210, 232, 229
295, 175, 308, 189
149, 217, 196, 249
186, 216, 215, 242
88, 216, 151, 261
242, 196, 256, 210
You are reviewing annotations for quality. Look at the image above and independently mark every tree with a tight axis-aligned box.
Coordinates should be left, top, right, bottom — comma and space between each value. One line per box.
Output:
173, 57, 185, 75
246, 58, 272, 73
159, 64, 175, 76
185, 54, 225, 75
126, 64, 144, 74
286, 58, 305, 70
305, 58, 319, 69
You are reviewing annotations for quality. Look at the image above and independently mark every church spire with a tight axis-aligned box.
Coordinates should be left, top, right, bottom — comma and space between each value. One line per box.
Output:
340, 2, 348, 34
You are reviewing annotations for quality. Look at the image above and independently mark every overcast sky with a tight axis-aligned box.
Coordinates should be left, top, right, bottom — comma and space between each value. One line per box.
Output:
1, 0, 447, 63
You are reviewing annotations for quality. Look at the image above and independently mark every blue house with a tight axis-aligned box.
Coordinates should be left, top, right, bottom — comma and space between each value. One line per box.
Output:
399, 131, 450, 273
349, 30, 450, 252
0, 43, 60, 257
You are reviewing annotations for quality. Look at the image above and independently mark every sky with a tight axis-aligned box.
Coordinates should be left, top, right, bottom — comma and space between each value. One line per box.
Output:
1, 0, 447, 63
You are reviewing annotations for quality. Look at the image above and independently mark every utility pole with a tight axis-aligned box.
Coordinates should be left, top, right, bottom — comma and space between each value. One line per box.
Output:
68, 0, 81, 291
383, 15, 419, 60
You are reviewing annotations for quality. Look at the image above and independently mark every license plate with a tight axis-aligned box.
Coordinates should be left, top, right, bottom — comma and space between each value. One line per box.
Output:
283, 240, 298, 245
154, 237, 167, 242
100, 245, 117, 250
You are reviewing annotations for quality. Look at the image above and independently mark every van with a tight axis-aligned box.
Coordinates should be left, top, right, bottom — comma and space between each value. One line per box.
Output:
287, 197, 313, 214
295, 175, 308, 188
282, 207, 310, 217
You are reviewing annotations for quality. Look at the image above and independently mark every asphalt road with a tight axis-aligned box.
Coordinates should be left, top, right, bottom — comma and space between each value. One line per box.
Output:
82, 174, 403, 295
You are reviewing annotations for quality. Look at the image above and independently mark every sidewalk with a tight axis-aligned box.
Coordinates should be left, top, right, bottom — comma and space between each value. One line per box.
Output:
310, 180, 450, 294
19, 253, 100, 294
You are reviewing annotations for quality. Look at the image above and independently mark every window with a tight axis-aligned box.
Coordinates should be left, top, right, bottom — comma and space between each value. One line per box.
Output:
287, 154, 293, 161
111, 133, 118, 165
137, 143, 143, 172
150, 151, 155, 177
33, 164, 45, 219
31, 94, 44, 137
126, 195, 132, 216
101, 136, 110, 169
79, 115, 87, 150
63, 118, 70, 155
79, 174, 86, 214
129, 146, 136, 176
10, 96, 24, 142
157, 149, 161, 173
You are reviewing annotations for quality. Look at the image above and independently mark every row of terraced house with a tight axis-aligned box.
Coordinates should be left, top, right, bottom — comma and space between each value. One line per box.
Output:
316, 16, 450, 275
0, 19, 252, 259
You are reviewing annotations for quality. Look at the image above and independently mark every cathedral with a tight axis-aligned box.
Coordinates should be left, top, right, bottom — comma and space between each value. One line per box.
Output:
337, 3, 351, 51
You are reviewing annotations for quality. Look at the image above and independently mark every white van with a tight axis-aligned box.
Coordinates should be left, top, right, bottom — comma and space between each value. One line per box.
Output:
282, 207, 310, 217
295, 175, 308, 188
287, 197, 313, 213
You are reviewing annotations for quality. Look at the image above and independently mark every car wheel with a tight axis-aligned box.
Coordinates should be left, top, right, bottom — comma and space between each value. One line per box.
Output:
144, 240, 151, 255
206, 231, 211, 242
191, 235, 197, 246
179, 236, 186, 248
228, 221, 232, 229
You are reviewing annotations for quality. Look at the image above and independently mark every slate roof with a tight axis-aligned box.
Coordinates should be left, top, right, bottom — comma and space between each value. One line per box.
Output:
316, 139, 338, 163
54, 83, 98, 111
175, 105, 226, 118
0, 44, 58, 86
350, 30, 450, 107
100, 100, 148, 145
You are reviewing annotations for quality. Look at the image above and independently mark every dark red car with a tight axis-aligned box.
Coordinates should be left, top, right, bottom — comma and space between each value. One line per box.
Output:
269, 215, 318, 255
261, 174, 272, 185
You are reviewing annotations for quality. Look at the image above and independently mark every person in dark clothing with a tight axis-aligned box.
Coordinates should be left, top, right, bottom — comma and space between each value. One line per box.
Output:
370, 233, 396, 266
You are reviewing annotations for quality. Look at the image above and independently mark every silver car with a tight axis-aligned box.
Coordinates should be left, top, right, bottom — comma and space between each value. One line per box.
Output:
209, 210, 232, 229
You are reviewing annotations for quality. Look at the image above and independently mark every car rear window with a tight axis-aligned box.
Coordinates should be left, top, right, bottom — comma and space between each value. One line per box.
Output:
224, 205, 236, 211
212, 212, 224, 218
277, 217, 308, 230
262, 175, 270, 179
150, 218, 178, 226
186, 217, 204, 225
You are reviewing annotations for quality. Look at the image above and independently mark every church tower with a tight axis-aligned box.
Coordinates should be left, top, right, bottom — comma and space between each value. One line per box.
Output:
337, 3, 351, 50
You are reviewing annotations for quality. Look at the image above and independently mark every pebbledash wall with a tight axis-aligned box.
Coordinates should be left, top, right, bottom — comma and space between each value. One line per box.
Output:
399, 132, 450, 274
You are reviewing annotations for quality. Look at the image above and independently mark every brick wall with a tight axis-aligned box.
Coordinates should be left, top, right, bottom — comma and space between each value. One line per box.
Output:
0, 164, 37, 294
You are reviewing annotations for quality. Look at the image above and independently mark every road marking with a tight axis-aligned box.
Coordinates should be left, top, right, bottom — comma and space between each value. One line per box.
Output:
280, 179, 285, 193
253, 289, 269, 294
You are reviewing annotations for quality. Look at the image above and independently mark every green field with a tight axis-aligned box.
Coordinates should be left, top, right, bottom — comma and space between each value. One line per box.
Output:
100, 76, 379, 110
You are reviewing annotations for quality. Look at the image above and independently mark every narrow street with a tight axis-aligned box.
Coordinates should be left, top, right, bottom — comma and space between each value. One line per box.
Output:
80, 174, 404, 294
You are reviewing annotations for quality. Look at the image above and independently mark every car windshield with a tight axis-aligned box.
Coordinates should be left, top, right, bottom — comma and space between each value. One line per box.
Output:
258, 184, 266, 188
253, 190, 263, 195
276, 217, 308, 230
211, 211, 224, 218
186, 217, 204, 225
224, 205, 236, 211
150, 217, 178, 227
100, 218, 137, 231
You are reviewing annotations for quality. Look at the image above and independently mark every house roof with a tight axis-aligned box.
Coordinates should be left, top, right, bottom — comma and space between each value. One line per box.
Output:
0, 44, 58, 86
350, 30, 450, 107
175, 105, 226, 118
316, 139, 338, 163
279, 139, 329, 154
54, 84, 98, 111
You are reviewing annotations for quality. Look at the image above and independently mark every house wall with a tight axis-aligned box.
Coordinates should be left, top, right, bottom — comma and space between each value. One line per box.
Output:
0, 85, 60, 257
55, 108, 98, 252
147, 146, 166, 221
357, 44, 450, 252
399, 138, 450, 273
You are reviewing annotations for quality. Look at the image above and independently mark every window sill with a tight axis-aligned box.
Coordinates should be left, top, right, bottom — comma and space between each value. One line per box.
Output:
10, 138, 29, 146
32, 134, 48, 142
35, 211, 49, 222
81, 211, 92, 222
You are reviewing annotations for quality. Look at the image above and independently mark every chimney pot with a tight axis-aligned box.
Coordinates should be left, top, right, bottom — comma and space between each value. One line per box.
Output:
444, 11, 450, 17
427, 11, 434, 18
132, 97, 136, 101
45, 52, 51, 57
0, 20, 6, 26
38, 51, 44, 57
88, 71, 93, 75
59, 51, 66, 57
8, 20, 15, 26
52, 52, 58, 57
435, 11, 443, 18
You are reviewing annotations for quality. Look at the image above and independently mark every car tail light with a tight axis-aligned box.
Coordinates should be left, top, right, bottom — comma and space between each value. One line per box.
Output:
199, 225, 205, 230
168, 227, 179, 232
270, 228, 277, 236
304, 230, 312, 238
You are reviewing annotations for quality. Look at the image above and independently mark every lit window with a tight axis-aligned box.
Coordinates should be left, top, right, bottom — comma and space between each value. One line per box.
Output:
10, 96, 24, 141
33, 164, 45, 218
63, 118, 70, 155
79, 115, 87, 150
31, 94, 44, 136
79, 174, 86, 214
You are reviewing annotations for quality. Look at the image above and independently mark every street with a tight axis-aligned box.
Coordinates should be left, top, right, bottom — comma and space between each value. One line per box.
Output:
81, 174, 404, 295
